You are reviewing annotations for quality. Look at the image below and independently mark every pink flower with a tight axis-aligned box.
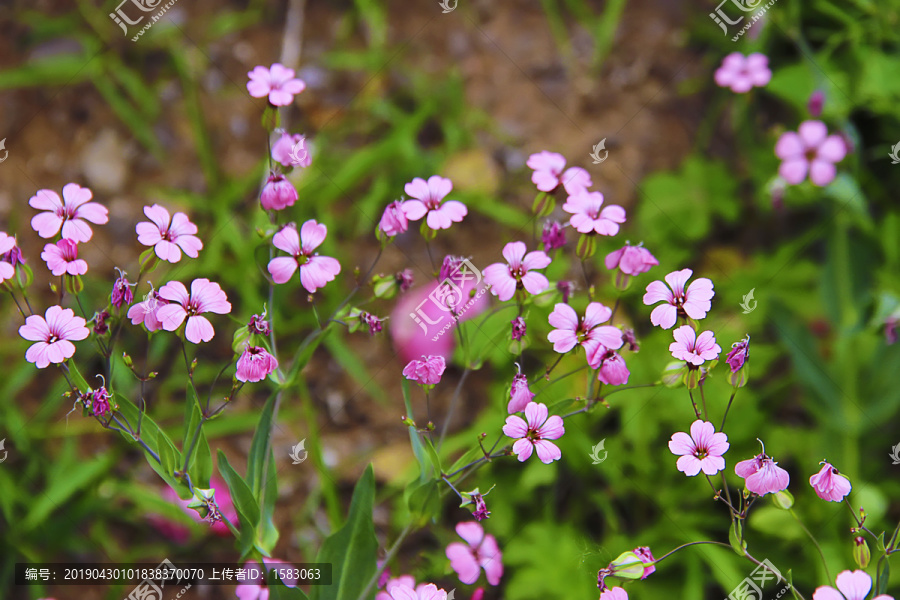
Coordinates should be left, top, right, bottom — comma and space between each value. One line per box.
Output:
400, 176, 467, 230
235, 559, 298, 600
643, 269, 715, 329
29, 183, 108, 242
726, 336, 750, 373
268, 221, 341, 292
809, 461, 852, 502
389, 584, 450, 600
111, 269, 135, 308
402, 355, 446, 386
126, 289, 166, 332
605, 243, 658, 276
0, 232, 19, 283
19, 306, 90, 368
271, 132, 311, 168
775, 120, 847, 186
508, 373, 534, 413
590, 348, 630, 385
510, 316, 526, 341
445, 521, 503, 586
502, 401, 565, 463
735, 451, 790, 496
714, 52, 772, 93
634, 546, 655, 579
547, 302, 624, 357
41, 239, 88, 276
236, 346, 279, 382
260, 173, 298, 211
379, 200, 409, 237
600, 588, 628, 600
482, 241, 551, 301
136, 204, 203, 263
813, 570, 894, 600
669, 326, 721, 366
562, 191, 626, 236
156, 278, 232, 344
376, 576, 427, 600
246, 63, 306, 106
541, 220, 567, 251
808, 90, 825, 117
668, 420, 729, 476
525, 151, 592, 195
146, 476, 237, 540
89, 387, 111, 417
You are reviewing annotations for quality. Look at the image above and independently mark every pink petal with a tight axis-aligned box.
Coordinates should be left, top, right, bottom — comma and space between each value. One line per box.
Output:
29, 189, 62, 211
809, 160, 836, 187
548, 303, 578, 330
73, 202, 108, 224
689, 420, 715, 448
300, 220, 327, 253
502, 415, 528, 439
537, 415, 565, 440
524, 402, 548, 429
664, 269, 692, 295
404, 178, 431, 201
533, 440, 561, 464
26, 342, 51, 368
568, 213, 596, 234
400, 200, 428, 221
811, 587, 845, 600
561, 166, 591, 196
268, 257, 298, 284
798, 120, 828, 148
446, 543, 480, 585
643, 280, 674, 305
273, 225, 301, 255
775, 132, 804, 160
31, 212, 64, 238
818, 136, 847, 162
268, 89, 295, 106
185, 315, 215, 343
61, 219, 93, 243
437, 201, 467, 223
592, 325, 624, 350
425, 210, 452, 230
157, 305, 187, 331
512, 438, 534, 462
154, 240, 182, 263
668, 432, 695, 456
735, 458, 760, 479
427, 175, 453, 200
676, 455, 702, 476
136, 222, 164, 245
169, 212, 198, 236
526, 151, 566, 173
650, 304, 677, 329
455, 521, 485, 547
779, 158, 809, 185
532, 170, 560, 192
300, 256, 341, 293
583, 302, 612, 328
20, 315, 50, 341
484, 269, 517, 302
61, 183, 92, 208
501, 241, 527, 267
143, 204, 172, 231
175, 234, 203, 258
520, 272, 549, 296
700, 455, 725, 475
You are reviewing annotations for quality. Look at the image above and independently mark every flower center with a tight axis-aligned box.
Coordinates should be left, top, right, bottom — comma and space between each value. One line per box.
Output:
48, 334, 59, 343
694, 448, 708, 460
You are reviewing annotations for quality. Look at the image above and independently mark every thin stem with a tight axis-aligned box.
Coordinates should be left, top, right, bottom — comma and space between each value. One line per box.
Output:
650, 540, 733, 564
705, 474, 739, 513
7, 290, 28, 322
439, 368, 470, 450
790, 508, 832, 583
720, 390, 736, 431
699, 383, 709, 420
688, 389, 701, 419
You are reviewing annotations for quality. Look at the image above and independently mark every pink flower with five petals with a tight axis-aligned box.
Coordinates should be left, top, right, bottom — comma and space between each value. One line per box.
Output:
562, 191, 626, 236
246, 63, 306, 106
41, 239, 88, 276
643, 269, 714, 329
668, 420, 729, 476
267, 220, 341, 292
400, 176, 467, 231
547, 302, 624, 357
775, 120, 847, 186
812, 570, 893, 600
502, 401, 565, 464
29, 183, 108, 242
19, 306, 90, 368
156, 279, 232, 344
136, 204, 203, 263
669, 326, 721, 366
714, 52, 772, 93
526, 151, 592, 195
445, 521, 503, 586
482, 241, 551, 301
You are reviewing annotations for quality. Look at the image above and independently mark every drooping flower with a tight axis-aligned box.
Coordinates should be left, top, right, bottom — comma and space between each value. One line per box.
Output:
271, 131, 311, 168
508, 373, 535, 413
605, 243, 658, 276
248, 313, 271, 336
445, 521, 503, 586
400, 176, 467, 230
236, 346, 279, 383
111, 269, 135, 308
812, 569, 894, 600
235, 559, 298, 600
541, 220, 567, 251
808, 90, 825, 117
126, 289, 166, 332
135, 204, 203, 263
714, 52, 772, 93
93, 310, 110, 336
735, 450, 790, 496
547, 302, 624, 357
29, 183, 108, 243
89, 386, 112, 417
246, 63, 306, 106
267, 221, 341, 292
388, 584, 450, 600
562, 191, 626, 236
19, 306, 90, 368
556, 280, 575, 304
482, 241, 551, 302
397, 269, 414, 292
156, 278, 232, 344
379, 200, 409, 237
669, 326, 721, 366
775, 120, 847, 186
590, 348, 630, 385
525, 151, 592, 195
510, 316, 526, 341
502, 401, 565, 464
668, 420, 729, 476
633, 546, 655, 579
41, 239, 88, 276
260, 173, 299, 211
643, 269, 715, 329
0, 233, 19, 283
402, 355, 446, 386
470, 491, 490, 521
599, 587, 628, 600
809, 461, 852, 502
726, 336, 750, 372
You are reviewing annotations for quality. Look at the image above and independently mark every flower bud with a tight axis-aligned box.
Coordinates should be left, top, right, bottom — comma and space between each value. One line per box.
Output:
260, 173, 298, 211
608, 551, 645, 580
853, 536, 870, 569
772, 489, 794, 510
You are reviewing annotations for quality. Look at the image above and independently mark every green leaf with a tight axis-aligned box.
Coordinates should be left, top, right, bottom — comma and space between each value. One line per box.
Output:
421, 437, 442, 474
406, 479, 441, 524
311, 465, 378, 600
23, 452, 116, 531
247, 392, 277, 499
190, 428, 213, 489
729, 520, 747, 556
256, 449, 280, 554
402, 379, 428, 480
65, 360, 90, 393
217, 449, 261, 556
269, 584, 310, 600
157, 430, 179, 478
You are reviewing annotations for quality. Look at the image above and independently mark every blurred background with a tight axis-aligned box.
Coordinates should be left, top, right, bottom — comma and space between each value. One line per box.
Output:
1, 0, 899, 598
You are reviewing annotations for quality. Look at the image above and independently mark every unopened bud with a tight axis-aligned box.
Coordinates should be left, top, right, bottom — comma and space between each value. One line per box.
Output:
853, 536, 870, 569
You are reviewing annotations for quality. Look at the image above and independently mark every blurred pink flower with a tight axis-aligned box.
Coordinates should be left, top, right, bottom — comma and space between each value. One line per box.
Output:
808, 90, 825, 117
510, 315, 526, 341
735, 451, 790, 496
136, 204, 203, 263
247, 63, 306, 105
446, 521, 503, 586
271, 132, 311, 168
482, 241, 551, 301
402, 355, 446, 386
157, 278, 232, 344
377, 576, 429, 600
714, 52, 771, 93
605, 243, 658, 276
19, 306, 90, 368
775, 120, 847, 186
111, 269, 135, 309
400, 176, 467, 230
235, 559, 298, 600
260, 173, 299, 211
508, 373, 534, 413
669, 326, 721, 366
547, 302, 623, 357
526, 151, 592, 195
268, 221, 341, 292
379, 200, 409, 237
668, 420, 729, 476
41, 239, 87, 276
126, 289, 165, 332
812, 569, 892, 600
634, 546, 655, 579
541, 220, 567, 251
600, 588, 628, 600
643, 269, 715, 329
502, 401, 565, 464
809, 461, 852, 502
236, 346, 279, 382
562, 191, 626, 236
389, 584, 449, 600
30, 183, 108, 242
0, 232, 19, 283
590, 348, 630, 385
147, 477, 237, 541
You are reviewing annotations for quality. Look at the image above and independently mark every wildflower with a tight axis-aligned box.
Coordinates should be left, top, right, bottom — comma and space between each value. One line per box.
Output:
236, 346, 279, 383
714, 52, 772, 93
389, 584, 450, 600
541, 220, 567, 251
643, 268, 715, 329
562, 191, 626, 236
808, 90, 825, 117
622, 328, 639, 351
471, 492, 490, 521
668, 420, 729, 476
483, 241, 551, 301
402, 355, 446, 386
378, 200, 409, 237
726, 336, 750, 372
89, 386, 112, 417
246, 63, 306, 105
248, 313, 271, 336
19, 306, 90, 368
93, 310, 110, 336
775, 120, 847, 186
735, 449, 790, 496
669, 326, 721, 366
235, 559, 298, 599
556, 280, 575, 303
508, 372, 534, 414
267, 221, 341, 292
135, 204, 203, 263
605, 243, 658, 276
127, 289, 165, 332
0, 232, 20, 283
525, 151, 591, 195
377, 576, 427, 600
400, 176, 467, 230
634, 546, 655, 579
547, 302, 623, 356
362, 312, 383, 335
438, 255, 466, 283
590, 348, 630, 385
809, 461, 852, 502
445, 521, 503, 585
271, 131, 311, 167
510, 316, 526, 341
397, 269, 414, 292
146, 476, 236, 540
29, 183, 108, 242
111, 269, 135, 308
811, 569, 893, 600
156, 278, 232, 344
41, 239, 87, 276
502, 401, 565, 464
260, 173, 298, 211
599, 588, 628, 600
